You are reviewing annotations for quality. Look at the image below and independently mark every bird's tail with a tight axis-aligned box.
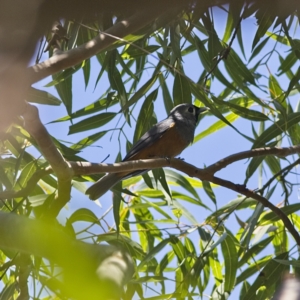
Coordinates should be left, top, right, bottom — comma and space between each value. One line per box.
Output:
86, 173, 121, 200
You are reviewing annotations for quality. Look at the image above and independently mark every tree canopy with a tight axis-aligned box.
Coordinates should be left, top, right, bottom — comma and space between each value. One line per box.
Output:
0, 0, 300, 299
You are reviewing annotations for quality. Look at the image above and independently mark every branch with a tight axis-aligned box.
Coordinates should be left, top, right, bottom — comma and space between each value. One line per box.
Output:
0, 169, 51, 201
205, 145, 300, 174
67, 145, 300, 176
0, 211, 133, 300
205, 175, 300, 246
68, 151, 300, 245
23, 103, 72, 218
170, 159, 300, 245
259, 158, 300, 194
28, 3, 187, 84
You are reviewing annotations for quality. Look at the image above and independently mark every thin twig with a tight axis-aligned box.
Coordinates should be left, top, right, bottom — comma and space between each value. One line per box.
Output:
205, 145, 300, 174
259, 158, 300, 194
204, 6, 244, 82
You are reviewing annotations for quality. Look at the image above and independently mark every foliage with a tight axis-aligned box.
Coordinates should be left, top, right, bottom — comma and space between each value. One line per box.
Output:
1, 1, 300, 299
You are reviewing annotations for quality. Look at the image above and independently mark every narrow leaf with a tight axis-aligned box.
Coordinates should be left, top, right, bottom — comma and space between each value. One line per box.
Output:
252, 112, 300, 148
221, 233, 238, 292
68, 112, 117, 134
173, 73, 192, 106
27, 88, 61, 106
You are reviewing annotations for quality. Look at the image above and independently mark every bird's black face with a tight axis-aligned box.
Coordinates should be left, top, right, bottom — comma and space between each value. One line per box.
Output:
170, 103, 209, 123
192, 105, 209, 123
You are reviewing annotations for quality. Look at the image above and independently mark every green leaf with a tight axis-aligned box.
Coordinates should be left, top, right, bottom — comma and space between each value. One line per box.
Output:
213, 66, 239, 92
122, 74, 158, 112
133, 89, 158, 143
82, 59, 90, 89
269, 74, 285, 102
194, 113, 251, 143
45, 67, 77, 87
66, 208, 100, 226
173, 73, 192, 106
203, 233, 228, 255
71, 131, 108, 150
191, 84, 250, 139
116, 51, 138, 80
113, 192, 122, 234
202, 181, 216, 205
238, 236, 274, 267
152, 168, 172, 201
252, 11, 275, 48
223, 6, 234, 43
172, 200, 198, 224
170, 236, 189, 274
260, 203, 300, 224
165, 169, 200, 201
52, 69, 74, 115
0, 164, 12, 189
202, 13, 223, 59
221, 233, 238, 292
207, 197, 257, 221
28, 194, 52, 207
274, 259, 300, 268
138, 238, 171, 271
194, 36, 212, 71
265, 155, 281, 175
241, 252, 289, 300
213, 97, 268, 122
209, 251, 222, 286
252, 112, 300, 148
245, 155, 265, 183
224, 48, 256, 86
236, 255, 272, 285
68, 112, 117, 134
16, 161, 37, 190
286, 67, 300, 98
172, 191, 209, 209
51, 95, 118, 123
94, 51, 112, 88
170, 23, 182, 60
240, 203, 264, 249
278, 51, 298, 75
27, 87, 61, 106
249, 36, 270, 62
159, 74, 174, 114
266, 31, 290, 46
108, 51, 128, 113
121, 45, 160, 60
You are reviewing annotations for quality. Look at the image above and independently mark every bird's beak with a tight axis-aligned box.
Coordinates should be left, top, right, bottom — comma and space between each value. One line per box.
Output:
194, 106, 209, 122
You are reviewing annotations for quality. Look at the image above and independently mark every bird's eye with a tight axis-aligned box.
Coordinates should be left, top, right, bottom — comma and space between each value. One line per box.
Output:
188, 107, 194, 113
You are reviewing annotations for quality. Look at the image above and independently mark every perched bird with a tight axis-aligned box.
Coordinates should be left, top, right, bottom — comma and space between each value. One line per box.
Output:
86, 103, 208, 200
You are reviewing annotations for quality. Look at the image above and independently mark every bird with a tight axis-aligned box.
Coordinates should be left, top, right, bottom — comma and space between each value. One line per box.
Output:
86, 103, 208, 200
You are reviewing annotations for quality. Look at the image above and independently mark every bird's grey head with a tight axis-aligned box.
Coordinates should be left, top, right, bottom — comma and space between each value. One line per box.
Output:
169, 103, 208, 123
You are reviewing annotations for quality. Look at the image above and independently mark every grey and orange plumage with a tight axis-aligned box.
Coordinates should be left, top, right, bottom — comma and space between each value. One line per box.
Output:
86, 103, 208, 200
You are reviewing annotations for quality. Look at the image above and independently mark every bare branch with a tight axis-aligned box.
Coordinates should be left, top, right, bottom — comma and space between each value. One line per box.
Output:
205, 145, 300, 174
68, 148, 300, 245
259, 158, 300, 194
66, 145, 300, 176
23, 103, 72, 218
204, 174, 300, 246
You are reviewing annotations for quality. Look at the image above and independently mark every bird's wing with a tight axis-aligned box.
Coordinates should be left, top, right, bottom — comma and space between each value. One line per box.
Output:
123, 118, 174, 161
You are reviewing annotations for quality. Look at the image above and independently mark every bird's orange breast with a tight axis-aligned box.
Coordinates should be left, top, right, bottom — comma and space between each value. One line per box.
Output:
127, 122, 190, 161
